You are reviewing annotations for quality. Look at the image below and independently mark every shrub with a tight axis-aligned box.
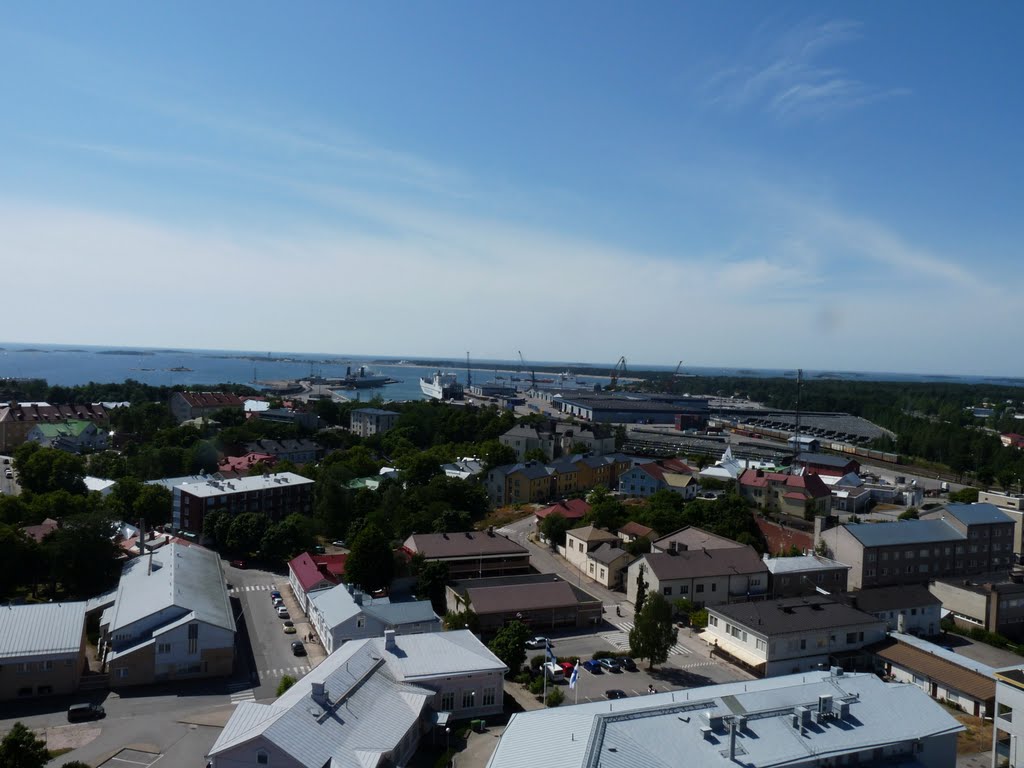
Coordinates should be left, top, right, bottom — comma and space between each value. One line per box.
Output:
546, 687, 565, 707
528, 677, 545, 695
514, 671, 532, 685
529, 654, 546, 669
276, 675, 297, 696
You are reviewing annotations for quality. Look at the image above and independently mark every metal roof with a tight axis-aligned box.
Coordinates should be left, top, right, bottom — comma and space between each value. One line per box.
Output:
941, 502, 1016, 526
842, 519, 963, 547
178, 471, 313, 498
638, 547, 768, 581
486, 671, 963, 768
108, 542, 234, 634
870, 637, 995, 702
466, 581, 581, 615
763, 554, 850, 575
838, 585, 940, 613
0, 602, 86, 659
404, 531, 529, 560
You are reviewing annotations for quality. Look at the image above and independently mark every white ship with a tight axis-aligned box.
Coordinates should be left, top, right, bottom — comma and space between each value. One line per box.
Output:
420, 371, 464, 400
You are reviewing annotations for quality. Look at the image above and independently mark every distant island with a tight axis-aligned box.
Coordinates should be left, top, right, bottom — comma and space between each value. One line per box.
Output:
97, 350, 155, 356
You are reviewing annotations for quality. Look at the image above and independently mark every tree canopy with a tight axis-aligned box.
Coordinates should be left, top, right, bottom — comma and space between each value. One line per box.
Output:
628, 591, 676, 671
487, 620, 530, 676
0, 721, 49, 768
344, 524, 395, 592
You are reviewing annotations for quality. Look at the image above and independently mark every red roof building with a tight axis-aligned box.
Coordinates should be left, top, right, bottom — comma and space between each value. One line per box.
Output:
755, 517, 814, 557
288, 552, 348, 613
217, 452, 277, 478
21, 517, 58, 543
739, 469, 832, 519
534, 498, 591, 522
1001, 433, 1024, 449
169, 391, 245, 424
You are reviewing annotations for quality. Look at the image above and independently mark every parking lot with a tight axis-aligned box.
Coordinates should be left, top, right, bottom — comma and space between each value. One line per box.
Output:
530, 625, 752, 706
223, 561, 321, 700
97, 747, 162, 767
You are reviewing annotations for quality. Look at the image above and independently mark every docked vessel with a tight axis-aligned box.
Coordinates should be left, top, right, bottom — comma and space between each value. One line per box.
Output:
341, 366, 391, 389
420, 371, 464, 400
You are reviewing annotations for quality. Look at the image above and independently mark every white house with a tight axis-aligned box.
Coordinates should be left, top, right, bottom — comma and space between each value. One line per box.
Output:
207, 630, 507, 768
703, 595, 888, 677
99, 542, 235, 686
308, 583, 440, 654
625, 547, 769, 608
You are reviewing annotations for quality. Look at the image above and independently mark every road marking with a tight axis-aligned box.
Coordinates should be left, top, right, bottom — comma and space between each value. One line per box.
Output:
604, 622, 691, 656
230, 688, 256, 704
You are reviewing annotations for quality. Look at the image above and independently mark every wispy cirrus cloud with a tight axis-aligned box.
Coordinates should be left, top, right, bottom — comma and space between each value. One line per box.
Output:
706, 18, 909, 121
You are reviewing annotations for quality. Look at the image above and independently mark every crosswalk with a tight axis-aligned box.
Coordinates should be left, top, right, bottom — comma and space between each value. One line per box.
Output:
227, 681, 256, 704
607, 622, 691, 656
262, 665, 310, 679
230, 583, 278, 593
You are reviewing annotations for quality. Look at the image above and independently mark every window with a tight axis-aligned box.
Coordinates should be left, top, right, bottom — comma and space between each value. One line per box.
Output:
357, 617, 365, 628
116, 668, 128, 679
866, 552, 877, 562
599, 568, 606, 579
905, 565, 913, 574
696, 584, 705, 593
483, 687, 496, 707
919, 549, 929, 557
257, 750, 269, 765
881, 552, 889, 561
42, 660, 53, 671
663, 586, 672, 596
865, 568, 876, 578
750, 578, 761, 587
589, 562, 595, 574
846, 632, 857, 644
462, 690, 476, 708
755, 638, 767, 651
187, 623, 198, 654
904, 550, 914, 559
709, 615, 719, 627
919, 564, 929, 573
158, 643, 171, 654
881, 568, 889, 576
441, 691, 455, 711
799, 639, 807, 650
711, 583, 717, 592
681, 585, 689, 595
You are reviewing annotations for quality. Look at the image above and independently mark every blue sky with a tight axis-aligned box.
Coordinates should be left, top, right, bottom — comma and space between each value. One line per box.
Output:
1, 3, 1021, 375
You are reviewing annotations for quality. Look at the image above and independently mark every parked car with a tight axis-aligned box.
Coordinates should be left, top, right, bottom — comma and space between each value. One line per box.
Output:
542, 662, 564, 682
331, 540, 346, 547
313, 544, 326, 554
291, 640, 307, 656
598, 657, 622, 673
582, 659, 603, 674
273, 597, 284, 608
67, 703, 105, 722
605, 689, 628, 700
230, 559, 247, 569
270, 590, 282, 600
277, 607, 290, 619
619, 657, 637, 672
525, 636, 551, 650
559, 661, 576, 677
283, 623, 296, 634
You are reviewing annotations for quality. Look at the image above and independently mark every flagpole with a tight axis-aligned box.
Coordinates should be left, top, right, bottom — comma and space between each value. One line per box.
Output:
543, 640, 548, 703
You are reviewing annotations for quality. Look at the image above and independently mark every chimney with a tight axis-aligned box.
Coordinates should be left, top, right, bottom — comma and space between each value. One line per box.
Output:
384, 629, 397, 651
353, 591, 363, 606
728, 719, 738, 760
311, 681, 328, 705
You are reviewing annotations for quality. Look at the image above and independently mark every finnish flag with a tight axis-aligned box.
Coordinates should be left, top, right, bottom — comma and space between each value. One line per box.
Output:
569, 661, 579, 690
546, 641, 557, 664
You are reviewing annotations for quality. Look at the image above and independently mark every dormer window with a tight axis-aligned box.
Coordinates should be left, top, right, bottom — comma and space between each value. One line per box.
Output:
257, 749, 269, 765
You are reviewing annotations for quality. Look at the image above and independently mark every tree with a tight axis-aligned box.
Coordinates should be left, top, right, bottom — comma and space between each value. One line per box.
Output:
44, 514, 122, 597
0, 525, 38, 598
546, 687, 565, 707
415, 560, 450, 615
480, 440, 517, 471
628, 591, 676, 671
634, 563, 649, 614
487, 620, 530, 677
134, 484, 173, 528
443, 607, 480, 633
898, 507, 919, 520
689, 608, 709, 629
276, 675, 297, 696
226, 512, 268, 556
260, 514, 315, 563
14, 444, 87, 495
950, 487, 980, 504
0, 721, 49, 768
523, 448, 548, 463
539, 511, 573, 548
344, 524, 395, 592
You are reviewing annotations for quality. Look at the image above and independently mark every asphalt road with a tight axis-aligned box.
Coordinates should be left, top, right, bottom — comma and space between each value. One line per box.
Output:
0, 455, 19, 495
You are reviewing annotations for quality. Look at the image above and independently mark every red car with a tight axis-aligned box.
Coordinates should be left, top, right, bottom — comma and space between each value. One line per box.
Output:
230, 559, 247, 569
559, 661, 576, 677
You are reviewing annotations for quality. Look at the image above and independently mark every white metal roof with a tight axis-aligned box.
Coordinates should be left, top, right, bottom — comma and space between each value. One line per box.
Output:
487, 671, 963, 768
177, 471, 313, 498
0, 602, 86, 659
108, 542, 234, 634
209, 630, 504, 766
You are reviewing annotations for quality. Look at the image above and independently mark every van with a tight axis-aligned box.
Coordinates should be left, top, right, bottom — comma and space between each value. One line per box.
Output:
542, 662, 564, 682
68, 703, 104, 722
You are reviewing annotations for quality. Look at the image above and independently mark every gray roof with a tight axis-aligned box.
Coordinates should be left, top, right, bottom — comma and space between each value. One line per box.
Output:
941, 502, 1015, 526
588, 543, 631, 566
108, 542, 234, 634
838, 585, 940, 613
639, 547, 767, 581
764, 554, 850, 575
486, 670, 963, 768
653, 526, 744, 552
796, 452, 858, 468
364, 600, 439, 627
842, 519, 963, 547
177, 472, 313, 499
352, 408, 399, 416
467, 581, 582, 615
404, 531, 529, 560
712, 595, 884, 636
451, 573, 602, 607
0, 602, 86, 659
309, 584, 384, 629
211, 631, 507, 766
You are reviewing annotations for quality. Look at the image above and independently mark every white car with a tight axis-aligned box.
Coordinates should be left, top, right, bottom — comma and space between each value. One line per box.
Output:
525, 636, 551, 650
276, 606, 290, 619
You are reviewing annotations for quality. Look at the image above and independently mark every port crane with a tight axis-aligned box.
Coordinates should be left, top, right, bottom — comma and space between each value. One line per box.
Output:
673, 360, 685, 377
518, 350, 536, 389
609, 356, 628, 389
